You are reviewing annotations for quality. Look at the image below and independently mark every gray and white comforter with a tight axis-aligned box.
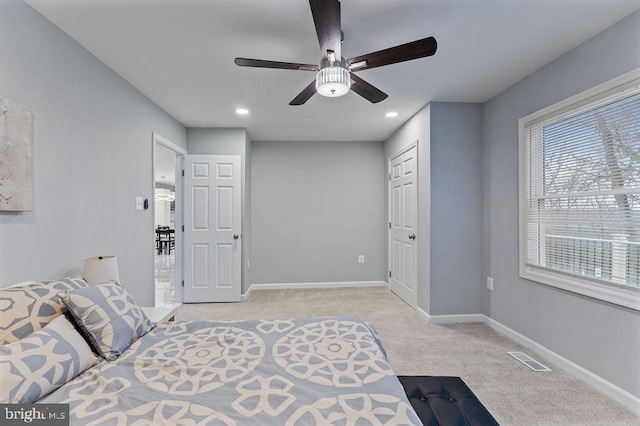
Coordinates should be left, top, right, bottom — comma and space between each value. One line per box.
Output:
41, 317, 420, 425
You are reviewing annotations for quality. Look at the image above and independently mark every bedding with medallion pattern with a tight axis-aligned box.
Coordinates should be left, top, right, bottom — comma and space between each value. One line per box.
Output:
40, 317, 421, 425
0, 277, 88, 345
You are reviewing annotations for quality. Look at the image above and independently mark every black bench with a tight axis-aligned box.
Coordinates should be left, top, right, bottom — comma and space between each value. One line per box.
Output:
398, 376, 499, 426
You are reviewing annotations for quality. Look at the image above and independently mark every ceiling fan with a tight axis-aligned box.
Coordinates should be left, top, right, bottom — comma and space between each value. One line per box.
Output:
234, 0, 437, 106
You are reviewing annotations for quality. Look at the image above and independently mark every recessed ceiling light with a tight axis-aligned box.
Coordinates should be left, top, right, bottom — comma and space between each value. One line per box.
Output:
385, 112, 398, 118
236, 108, 249, 115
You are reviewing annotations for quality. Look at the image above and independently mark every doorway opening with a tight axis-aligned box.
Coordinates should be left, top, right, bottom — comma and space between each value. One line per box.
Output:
153, 133, 186, 306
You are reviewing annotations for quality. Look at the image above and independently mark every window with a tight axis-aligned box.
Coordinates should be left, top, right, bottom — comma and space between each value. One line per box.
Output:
519, 69, 640, 310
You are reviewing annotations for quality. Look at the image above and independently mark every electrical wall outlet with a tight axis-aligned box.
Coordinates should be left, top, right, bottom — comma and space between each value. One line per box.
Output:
358, 255, 365, 264
135, 197, 144, 210
487, 276, 494, 290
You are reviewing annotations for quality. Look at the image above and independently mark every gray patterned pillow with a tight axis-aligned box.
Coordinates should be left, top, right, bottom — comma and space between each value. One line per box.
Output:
60, 282, 153, 361
0, 315, 99, 403
0, 277, 89, 345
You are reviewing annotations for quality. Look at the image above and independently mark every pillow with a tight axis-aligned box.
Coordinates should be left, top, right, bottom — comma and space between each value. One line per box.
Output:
0, 277, 89, 345
60, 282, 152, 361
4, 280, 38, 288
0, 315, 99, 403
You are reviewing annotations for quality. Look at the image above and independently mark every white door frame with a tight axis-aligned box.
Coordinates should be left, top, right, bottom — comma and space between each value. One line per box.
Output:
387, 141, 419, 308
152, 132, 187, 305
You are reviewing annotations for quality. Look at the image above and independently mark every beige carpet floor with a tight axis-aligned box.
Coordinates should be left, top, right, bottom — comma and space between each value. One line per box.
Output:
175, 286, 640, 426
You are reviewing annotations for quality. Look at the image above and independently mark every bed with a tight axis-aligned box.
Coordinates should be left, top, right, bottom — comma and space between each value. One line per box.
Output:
1, 278, 421, 425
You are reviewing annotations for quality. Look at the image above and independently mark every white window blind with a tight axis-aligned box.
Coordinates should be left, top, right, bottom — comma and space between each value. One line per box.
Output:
520, 70, 640, 309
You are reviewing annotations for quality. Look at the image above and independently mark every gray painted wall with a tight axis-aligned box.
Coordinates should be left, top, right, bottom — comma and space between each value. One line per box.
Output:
186, 128, 252, 294
251, 140, 385, 284
188, 128, 248, 156
383, 102, 484, 315
483, 10, 640, 397
0, 0, 186, 306
430, 103, 484, 315
384, 106, 431, 310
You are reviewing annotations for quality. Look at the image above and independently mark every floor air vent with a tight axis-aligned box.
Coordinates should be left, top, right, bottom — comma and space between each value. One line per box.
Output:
508, 351, 551, 372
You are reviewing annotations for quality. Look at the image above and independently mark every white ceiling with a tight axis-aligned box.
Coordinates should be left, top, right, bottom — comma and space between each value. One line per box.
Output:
25, 0, 640, 142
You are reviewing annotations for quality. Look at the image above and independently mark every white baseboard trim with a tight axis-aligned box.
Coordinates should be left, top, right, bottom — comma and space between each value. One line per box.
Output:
483, 316, 640, 414
414, 308, 486, 325
415, 307, 430, 323
241, 286, 252, 302
411, 308, 639, 414
428, 313, 487, 324
242, 281, 386, 301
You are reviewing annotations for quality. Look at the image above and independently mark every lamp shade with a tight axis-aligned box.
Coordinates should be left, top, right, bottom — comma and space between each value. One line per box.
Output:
83, 256, 120, 285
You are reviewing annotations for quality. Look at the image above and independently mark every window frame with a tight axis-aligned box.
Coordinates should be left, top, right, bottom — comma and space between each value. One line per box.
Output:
518, 68, 640, 311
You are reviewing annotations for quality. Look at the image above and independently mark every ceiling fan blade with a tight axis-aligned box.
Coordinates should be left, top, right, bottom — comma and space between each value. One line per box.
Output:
347, 37, 437, 72
235, 58, 319, 71
289, 80, 317, 106
350, 73, 387, 103
309, 0, 341, 60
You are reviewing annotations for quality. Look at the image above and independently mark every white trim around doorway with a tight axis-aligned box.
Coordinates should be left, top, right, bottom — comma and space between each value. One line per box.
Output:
152, 132, 187, 306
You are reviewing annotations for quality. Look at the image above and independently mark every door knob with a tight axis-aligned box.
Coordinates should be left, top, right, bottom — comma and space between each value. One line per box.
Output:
409, 234, 416, 240
233, 234, 239, 240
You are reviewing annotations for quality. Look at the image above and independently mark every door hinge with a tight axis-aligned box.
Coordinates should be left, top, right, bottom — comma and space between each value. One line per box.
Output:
181, 169, 185, 177
389, 222, 391, 229
389, 270, 392, 278
181, 280, 184, 287
181, 225, 184, 232
388, 173, 391, 181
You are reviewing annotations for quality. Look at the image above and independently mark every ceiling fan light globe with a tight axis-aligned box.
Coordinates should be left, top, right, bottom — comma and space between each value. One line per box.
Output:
316, 67, 350, 97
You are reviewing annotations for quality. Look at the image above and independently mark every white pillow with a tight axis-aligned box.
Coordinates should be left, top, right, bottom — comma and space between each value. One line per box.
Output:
0, 315, 99, 403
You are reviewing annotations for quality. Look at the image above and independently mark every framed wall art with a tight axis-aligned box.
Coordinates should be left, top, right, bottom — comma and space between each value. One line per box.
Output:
0, 95, 33, 211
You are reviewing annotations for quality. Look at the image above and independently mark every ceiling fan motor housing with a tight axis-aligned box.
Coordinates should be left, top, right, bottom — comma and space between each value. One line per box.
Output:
316, 58, 351, 97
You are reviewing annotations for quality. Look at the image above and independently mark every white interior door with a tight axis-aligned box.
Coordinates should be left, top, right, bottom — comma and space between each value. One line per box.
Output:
184, 155, 241, 302
388, 144, 418, 307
